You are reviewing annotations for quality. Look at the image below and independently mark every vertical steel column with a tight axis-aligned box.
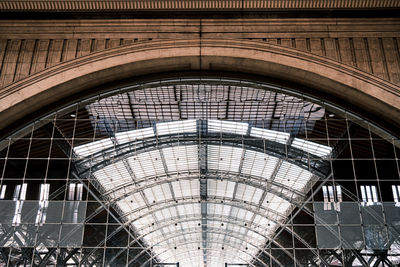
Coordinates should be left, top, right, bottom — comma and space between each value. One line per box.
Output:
198, 119, 208, 266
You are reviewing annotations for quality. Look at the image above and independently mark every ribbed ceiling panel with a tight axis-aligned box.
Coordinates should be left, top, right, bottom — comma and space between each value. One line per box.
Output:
1, 0, 399, 12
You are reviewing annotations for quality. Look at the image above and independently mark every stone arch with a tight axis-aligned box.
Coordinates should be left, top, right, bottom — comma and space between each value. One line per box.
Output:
1, 38, 399, 134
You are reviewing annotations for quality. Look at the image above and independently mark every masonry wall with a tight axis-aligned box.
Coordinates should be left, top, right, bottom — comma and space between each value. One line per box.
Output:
0, 18, 400, 89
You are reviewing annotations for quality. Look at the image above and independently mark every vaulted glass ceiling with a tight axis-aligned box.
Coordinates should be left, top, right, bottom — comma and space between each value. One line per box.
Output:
2, 78, 400, 267
68, 81, 336, 266
74, 118, 331, 266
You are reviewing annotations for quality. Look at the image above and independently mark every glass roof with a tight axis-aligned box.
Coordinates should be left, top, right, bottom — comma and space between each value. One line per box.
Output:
74, 119, 332, 266
2, 77, 400, 267
85, 84, 325, 136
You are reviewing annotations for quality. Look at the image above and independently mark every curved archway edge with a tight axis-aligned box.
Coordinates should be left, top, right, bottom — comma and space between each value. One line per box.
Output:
1, 38, 400, 135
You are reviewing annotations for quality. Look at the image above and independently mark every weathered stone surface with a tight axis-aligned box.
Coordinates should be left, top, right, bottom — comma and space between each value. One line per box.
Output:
1, 18, 400, 87
0, 17, 399, 134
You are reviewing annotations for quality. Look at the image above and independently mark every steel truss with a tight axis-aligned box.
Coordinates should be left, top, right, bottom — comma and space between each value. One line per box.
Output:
102, 172, 306, 202
62, 123, 328, 266
317, 249, 400, 267
50, 121, 314, 266
3, 245, 398, 267
77, 132, 330, 178
4, 129, 397, 267
3, 95, 399, 267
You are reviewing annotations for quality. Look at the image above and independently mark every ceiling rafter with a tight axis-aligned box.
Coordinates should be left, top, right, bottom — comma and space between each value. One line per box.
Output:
127, 216, 297, 260
77, 133, 330, 178
136, 229, 287, 267
119, 198, 311, 246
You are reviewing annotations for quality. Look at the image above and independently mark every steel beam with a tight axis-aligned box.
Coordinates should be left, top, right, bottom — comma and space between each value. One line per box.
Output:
77, 132, 330, 178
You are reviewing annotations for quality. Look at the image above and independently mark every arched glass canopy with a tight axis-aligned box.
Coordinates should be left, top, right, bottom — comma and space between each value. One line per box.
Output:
71, 81, 331, 266
0, 77, 399, 267
73, 119, 331, 266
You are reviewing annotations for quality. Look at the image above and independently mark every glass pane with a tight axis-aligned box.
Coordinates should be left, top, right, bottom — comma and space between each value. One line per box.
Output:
316, 225, 340, 249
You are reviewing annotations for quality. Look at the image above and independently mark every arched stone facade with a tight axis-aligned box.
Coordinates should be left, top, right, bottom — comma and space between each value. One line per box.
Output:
1, 38, 400, 135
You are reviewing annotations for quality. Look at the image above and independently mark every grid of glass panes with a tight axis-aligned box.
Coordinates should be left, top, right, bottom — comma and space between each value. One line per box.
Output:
0, 80, 399, 267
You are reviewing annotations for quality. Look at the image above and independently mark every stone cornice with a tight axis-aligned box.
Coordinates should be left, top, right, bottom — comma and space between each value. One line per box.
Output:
0, 0, 399, 12
2, 18, 400, 39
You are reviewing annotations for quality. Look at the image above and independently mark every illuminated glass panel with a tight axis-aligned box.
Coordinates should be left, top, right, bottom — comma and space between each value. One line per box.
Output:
74, 138, 114, 157
291, 138, 332, 157
208, 120, 248, 135
115, 127, 155, 143
250, 127, 290, 144
156, 120, 197, 136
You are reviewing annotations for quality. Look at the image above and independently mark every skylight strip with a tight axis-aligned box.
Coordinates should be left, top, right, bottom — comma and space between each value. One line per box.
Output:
291, 138, 332, 157
328, 186, 334, 202
394, 185, 400, 203
360, 185, 367, 202
250, 127, 290, 145
208, 120, 249, 135
336, 186, 342, 202
115, 127, 155, 143
74, 138, 114, 157
156, 120, 197, 136
366, 186, 372, 203
371, 186, 378, 202
0, 185, 6, 199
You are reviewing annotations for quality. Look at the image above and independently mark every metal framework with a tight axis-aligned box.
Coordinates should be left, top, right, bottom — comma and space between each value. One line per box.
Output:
70, 118, 333, 265
1, 78, 400, 266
